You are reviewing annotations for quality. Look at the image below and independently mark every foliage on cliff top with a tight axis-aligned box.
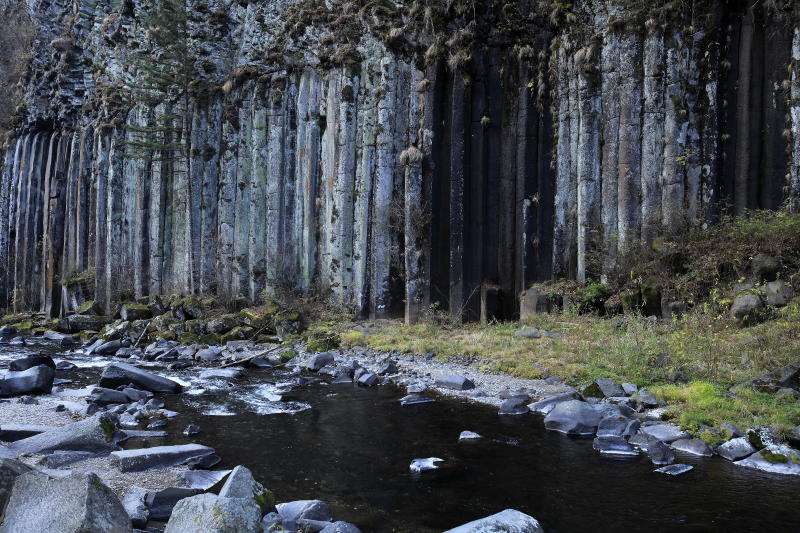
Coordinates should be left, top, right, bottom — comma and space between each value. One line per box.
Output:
0, 0, 36, 144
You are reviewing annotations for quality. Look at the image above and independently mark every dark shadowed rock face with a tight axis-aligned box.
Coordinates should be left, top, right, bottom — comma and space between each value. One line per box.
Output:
0, 366, 55, 397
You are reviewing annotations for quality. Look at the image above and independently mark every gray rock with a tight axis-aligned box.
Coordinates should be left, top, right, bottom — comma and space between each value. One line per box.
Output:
435, 375, 476, 390
183, 424, 200, 436
378, 361, 398, 375
409, 457, 443, 472
596, 416, 640, 438
146, 486, 201, 519
9, 413, 119, 455
305, 352, 335, 371
110, 443, 215, 472
121, 486, 149, 528
645, 440, 675, 465
498, 397, 530, 416
752, 253, 780, 282
99, 363, 182, 393
9, 355, 55, 371
219, 465, 269, 507
180, 469, 232, 490
399, 394, 435, 406
527, 391, 577, 415
635, 388, 659, 408
717, 437, 757, 461
89, 387, 130, 406
640, 423, 690, 443
459, 431, 482, 441
764, 280, 793, 307
745, 361, 800, 393
45, 450, 97, 468
514, 328, 541, 339
734, 445, 800, 475
0, 471, 131, 533
443, 509, 544, 533
730, 293, 766, 326
654, 464, 693, 475
120, 305, 152, 322
0, 458, 33, 519
592, 436, 639, 456
543, 400, 601, 435
621, 382, 638, 396
671, 438, 713, 457
277, 500, 332, 531
357, 372, 379, 387
55, 361, 77, 371
164, 493, 261, 533
195, 348, 222, 362
582, 377, 625, 398
320, 522, 363, 533
0, 365, 55, 397
0, 424, 54, 442
95, 340, 125, 355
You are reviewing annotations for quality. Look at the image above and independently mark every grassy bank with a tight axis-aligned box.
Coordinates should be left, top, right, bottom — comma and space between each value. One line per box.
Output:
314, 300, 800, 442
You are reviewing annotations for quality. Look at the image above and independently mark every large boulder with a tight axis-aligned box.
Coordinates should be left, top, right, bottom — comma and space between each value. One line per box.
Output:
0, 471, 132, 533
435, 375, 476, 391
734, 445, 800, 475
320, 522, 363, 533
58, 314, 111, 333
0, 365, 55, 397
99, 362, 182, 393
543, 400, 602, 435
751, 253, 780, 282
671, 438, 713, 457
9, 413, 119, 455
717, 437, 757, 462
276, 500, 333, 530
443, 509, 544, 533
764, 280, 793, 307
581, 378, 625, 399
146, 486, 202, 519
639, 423, 690, 444
745, 361, 800, 393
527, 391, 578, 415
730, 293, 766, 326
305, 352, 335, 371
8, 355, 55, 372
219, 465, 272, 511
119, 304, 152, 322
592, 436, 638, 456
121, 486, 149, 528
163, 493, 261, 533
110, 443, 215, 472
0, 458, 33, 520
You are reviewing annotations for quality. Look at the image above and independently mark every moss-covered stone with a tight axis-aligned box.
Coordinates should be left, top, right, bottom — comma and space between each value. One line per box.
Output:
197, 333, 221, 345
120, 303, 152, 321
239, 309, 268, 328
75, 300, 101, 316
280, 349, 297, 362
761, 449, 788, 464
178, 332, 199, 344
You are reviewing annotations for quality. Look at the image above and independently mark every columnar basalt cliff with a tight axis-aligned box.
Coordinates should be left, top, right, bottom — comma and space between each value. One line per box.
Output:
1, 0, 799, 321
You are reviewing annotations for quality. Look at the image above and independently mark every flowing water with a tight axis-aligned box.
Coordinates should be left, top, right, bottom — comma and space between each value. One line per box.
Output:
1, 340, 799, 532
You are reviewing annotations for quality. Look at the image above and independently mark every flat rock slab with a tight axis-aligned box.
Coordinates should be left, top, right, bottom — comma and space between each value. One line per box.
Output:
734, 445, 800, 475
0, 423, 56, 441
435, 375, 476, 391
459, 431, 482, 442
181, 469, 232, 490
99, 363, 182, 394
498, 397, 530, 415
164, 493, 261, 533
671, 438, 713, 457
0, 458, 33, 515
655, 464, 693, 476
527, 391, 577, 415
199, 368, 243, 380
110, 443, 215, 472
0, 471, 131, 533
443, 509, 544, 533
9, 413, 119, 455
592, 436, 639, 456
640, 423, 690, 443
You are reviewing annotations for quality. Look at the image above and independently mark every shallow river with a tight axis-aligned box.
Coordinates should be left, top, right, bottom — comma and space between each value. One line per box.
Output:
2, 340, 799, 532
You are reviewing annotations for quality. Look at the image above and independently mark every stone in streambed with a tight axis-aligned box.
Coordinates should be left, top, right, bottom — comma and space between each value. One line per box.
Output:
592, 436, 639, 456
734, 445, 800, 475
409, 457, 443, 473
89, 387, 130, 406
109, 443, 215, 472
459, 431, 482, 442
0, 365, 55, 397
527, 391, 578, 415
320, 522, 363, 533
0, 471, 131, 533
9, 413, 119, 455
276, 500, 333, 525
165, 493, 261, 533
99, 362, 181, 393
0, 458, 33, 516
716, 437, 757, 461
121, 486, 149, 528
435, 375, 475, 391
671, 438, 713, 457
357, 372, 379, 387
596, 416, 640, 438
442, 509, 544, 533
654, 464, 693, 476
581, 377, 625, 399
9, 355, 55, 371
0, 423, 55, 442
543, 400, 601, 435
146, 486, 202, 519
498, 397, 530, 415
219, 465, 273, 511
180, 469, 232, 490
305, 352, 335, 371
640, 423, 690, 444
645, 440, 675, 466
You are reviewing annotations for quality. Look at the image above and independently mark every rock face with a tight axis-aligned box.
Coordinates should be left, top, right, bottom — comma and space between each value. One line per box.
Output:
99, 363, 182, 393
0, 458, 33, 519
1, 1, 796, 322
164, 493, 261, 533
0, 471, 132, 533
9, 413, 119, 455
443, 509, 544, 533
543, 400, 602, 435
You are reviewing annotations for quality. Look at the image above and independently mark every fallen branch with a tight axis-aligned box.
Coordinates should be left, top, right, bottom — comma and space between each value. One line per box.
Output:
133, 318, 154, 348
220, 345, 282, 368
